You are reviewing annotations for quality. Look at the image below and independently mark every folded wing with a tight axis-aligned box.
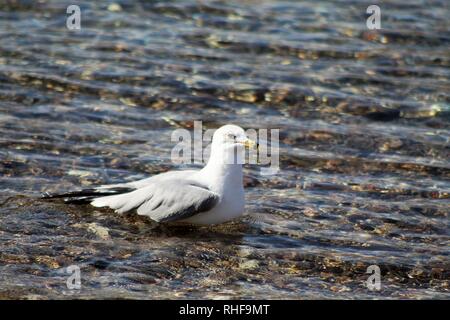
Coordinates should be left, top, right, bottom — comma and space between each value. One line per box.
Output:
91, 180, 219, 223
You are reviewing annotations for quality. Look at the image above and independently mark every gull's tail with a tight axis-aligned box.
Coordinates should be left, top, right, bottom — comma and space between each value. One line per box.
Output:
41, 186, 135, 204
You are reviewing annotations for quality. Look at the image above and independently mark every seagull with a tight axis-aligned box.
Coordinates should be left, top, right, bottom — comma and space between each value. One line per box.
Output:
43, 124, 256, 225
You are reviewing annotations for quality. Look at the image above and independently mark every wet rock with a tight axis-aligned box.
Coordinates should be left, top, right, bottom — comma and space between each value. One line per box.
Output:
86, 223, 110, 240
35, 256, 60, 269
90, 259, 110, 270
365, 109, 401, 121
239, 259, 259, 270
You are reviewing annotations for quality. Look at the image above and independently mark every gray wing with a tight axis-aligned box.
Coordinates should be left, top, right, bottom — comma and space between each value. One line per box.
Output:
91, 180, 219, 223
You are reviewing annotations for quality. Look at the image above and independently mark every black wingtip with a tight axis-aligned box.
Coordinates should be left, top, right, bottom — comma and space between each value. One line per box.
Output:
41, 187, 135, 204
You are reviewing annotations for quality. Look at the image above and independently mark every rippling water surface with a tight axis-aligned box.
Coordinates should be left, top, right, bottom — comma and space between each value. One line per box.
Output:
0, 0, 449, 299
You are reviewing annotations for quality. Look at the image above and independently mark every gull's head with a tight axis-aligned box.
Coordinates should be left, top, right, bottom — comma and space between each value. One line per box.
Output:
210, 124, 256, 165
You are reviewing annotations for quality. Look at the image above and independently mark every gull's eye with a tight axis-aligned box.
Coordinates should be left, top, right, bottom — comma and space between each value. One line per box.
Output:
227, 133, 237, 140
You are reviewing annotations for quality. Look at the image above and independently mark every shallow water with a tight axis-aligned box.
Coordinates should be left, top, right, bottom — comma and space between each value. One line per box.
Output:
0, 0, 449, 299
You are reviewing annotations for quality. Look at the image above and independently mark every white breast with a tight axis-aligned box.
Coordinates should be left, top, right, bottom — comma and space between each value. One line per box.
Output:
183, 164, 245, 225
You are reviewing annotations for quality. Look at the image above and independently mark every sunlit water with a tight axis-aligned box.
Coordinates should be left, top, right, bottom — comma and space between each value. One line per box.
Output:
0, 0, 449, 299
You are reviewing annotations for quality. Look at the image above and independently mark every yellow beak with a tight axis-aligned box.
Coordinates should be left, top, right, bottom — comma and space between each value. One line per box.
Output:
243, 138, 257, 149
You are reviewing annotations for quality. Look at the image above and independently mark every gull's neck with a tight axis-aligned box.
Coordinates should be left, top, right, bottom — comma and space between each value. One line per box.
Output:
201, 149, 243, 190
